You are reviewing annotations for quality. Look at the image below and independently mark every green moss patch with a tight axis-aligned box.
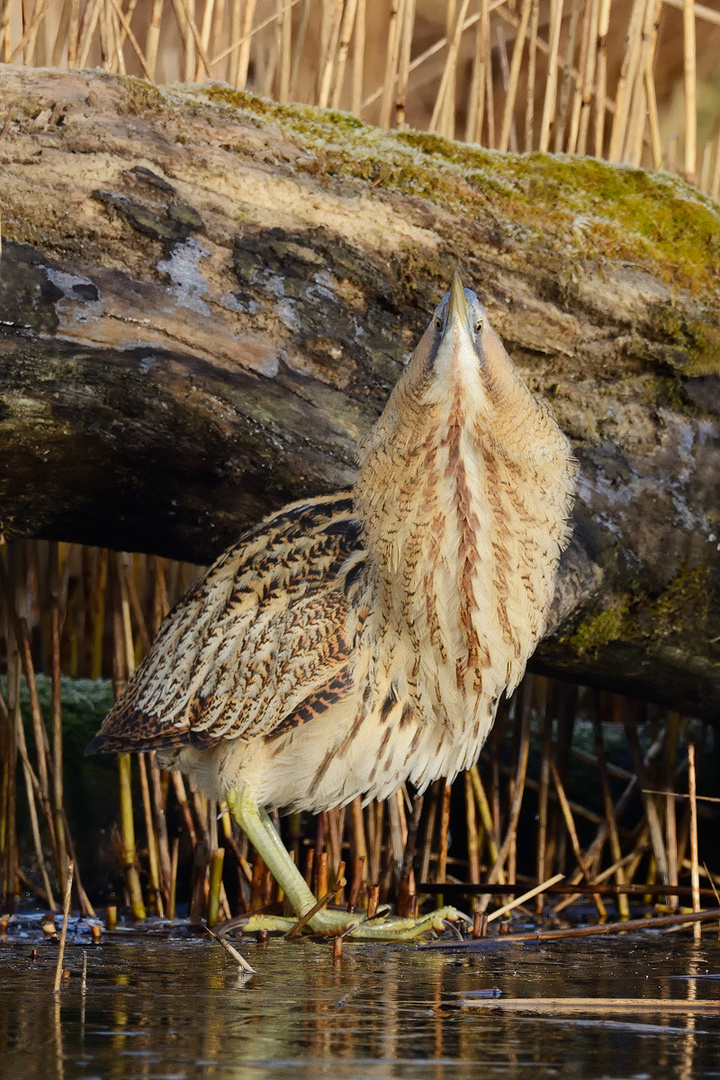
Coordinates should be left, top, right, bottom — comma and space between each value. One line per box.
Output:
568, 566, 714, 658
189, 87, 720, 302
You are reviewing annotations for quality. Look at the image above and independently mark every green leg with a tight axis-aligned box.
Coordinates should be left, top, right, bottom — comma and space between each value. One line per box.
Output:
227, 787, 470, 940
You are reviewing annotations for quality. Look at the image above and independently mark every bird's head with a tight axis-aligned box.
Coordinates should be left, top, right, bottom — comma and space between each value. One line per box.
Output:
355, 271, 574, 581
359, 270, 563, 469
402, 270, 497, 409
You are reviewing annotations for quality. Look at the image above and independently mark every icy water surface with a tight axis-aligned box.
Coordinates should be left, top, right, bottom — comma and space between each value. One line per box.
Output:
1, 922, 720, 1080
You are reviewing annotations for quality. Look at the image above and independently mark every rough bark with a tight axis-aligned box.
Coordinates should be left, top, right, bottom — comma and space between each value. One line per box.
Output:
1, 67, 719, 719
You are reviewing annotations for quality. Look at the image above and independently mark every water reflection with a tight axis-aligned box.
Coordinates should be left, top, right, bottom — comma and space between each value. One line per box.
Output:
1, 930, 720, 1080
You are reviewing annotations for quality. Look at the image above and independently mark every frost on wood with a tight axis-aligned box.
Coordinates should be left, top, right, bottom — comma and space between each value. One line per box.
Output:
1, 67, 719, 719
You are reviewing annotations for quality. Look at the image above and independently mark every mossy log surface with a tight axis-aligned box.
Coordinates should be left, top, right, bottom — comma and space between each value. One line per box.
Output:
1, 67, 720, 720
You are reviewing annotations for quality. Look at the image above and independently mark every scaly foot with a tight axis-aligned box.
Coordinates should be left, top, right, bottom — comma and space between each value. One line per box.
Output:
240, 905, 470, 940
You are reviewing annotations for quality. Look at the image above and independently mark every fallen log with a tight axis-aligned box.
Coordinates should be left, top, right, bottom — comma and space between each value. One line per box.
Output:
1, 67, 719, 717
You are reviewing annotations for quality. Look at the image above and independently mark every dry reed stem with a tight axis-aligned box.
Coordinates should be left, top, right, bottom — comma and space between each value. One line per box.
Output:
429, 0, 471, 137
554, 0, 582, 153
464, 772, 480, 886
284, 874, 349, 937
118, 754, 146, 919
499, 0, 531, 151
464, 0, 486, 142
418, 780, 440, 884
435, 780, 452, 885
53, 858, 74, 993
393, 0, 414, 126
107, 0, 154, 79
593, 713, 629, 917
350, 796, 368, 875
569, 0, 598, 153
495, 23, 518, 153
550, 846, 648, 914
709, 121, 720, 198
688, 743, 701, 941
424, 908, 720, 951
172, 770, 197, 846
330, 0, 359, 109
608, 0, 645, 162
468, 765, 505, 883
173, 0, 210, 79
137, 752, 163, 915
486, 873, 565, 923
77, 0, 101, 67
487, 689, 532, 887
197, 0, 216, 80
535, 709, 552, 912
168, 835, 179, 919
351, 0, 365, 114
318, 0, 344, 109
316, 848, 329, 901
539, 0, 563, 151
550, 758, 607, 917
622, 0, 652, 165
9, 0, 53, 62
378, 0, 403, 130
623, 720, 669, 884
348, 854, 365, 910
149, 754, 172, 905
144, 0, 165, 80
683, 0, 697, 182
594, 0, 612, 156
14, 701, 57, 909
363, 0, 500, 116
207, 847, 225, 926
49, 545, 68, 898
333, 860, 346, 904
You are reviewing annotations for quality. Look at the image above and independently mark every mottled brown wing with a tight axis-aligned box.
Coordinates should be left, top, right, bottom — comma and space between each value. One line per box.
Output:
86, 494, 365, 754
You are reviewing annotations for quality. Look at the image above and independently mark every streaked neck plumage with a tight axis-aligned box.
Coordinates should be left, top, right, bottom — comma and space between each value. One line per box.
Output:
354, 274, 575, 734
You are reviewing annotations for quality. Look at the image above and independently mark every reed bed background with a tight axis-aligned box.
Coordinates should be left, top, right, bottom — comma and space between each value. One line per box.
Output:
4, 0, 720, 187
1, 540, 718, 930
2, 0, 720, 930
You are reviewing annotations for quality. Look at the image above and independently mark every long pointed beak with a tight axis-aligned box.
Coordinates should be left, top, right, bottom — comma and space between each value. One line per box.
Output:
446, 270, 472, 334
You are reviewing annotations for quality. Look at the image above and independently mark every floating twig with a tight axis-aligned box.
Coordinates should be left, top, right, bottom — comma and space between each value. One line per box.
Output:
455, 996, 720, 1014
204, 924, 257, 974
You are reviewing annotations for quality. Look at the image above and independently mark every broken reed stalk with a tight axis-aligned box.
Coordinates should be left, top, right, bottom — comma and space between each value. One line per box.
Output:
423, 909, 720, 951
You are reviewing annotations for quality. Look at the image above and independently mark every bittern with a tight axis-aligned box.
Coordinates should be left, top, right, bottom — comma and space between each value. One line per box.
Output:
87, 272, 575, 938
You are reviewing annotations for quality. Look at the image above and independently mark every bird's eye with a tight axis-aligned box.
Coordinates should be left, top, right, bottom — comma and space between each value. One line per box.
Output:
474, 319, 483, 334
434, 316, 443, 331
